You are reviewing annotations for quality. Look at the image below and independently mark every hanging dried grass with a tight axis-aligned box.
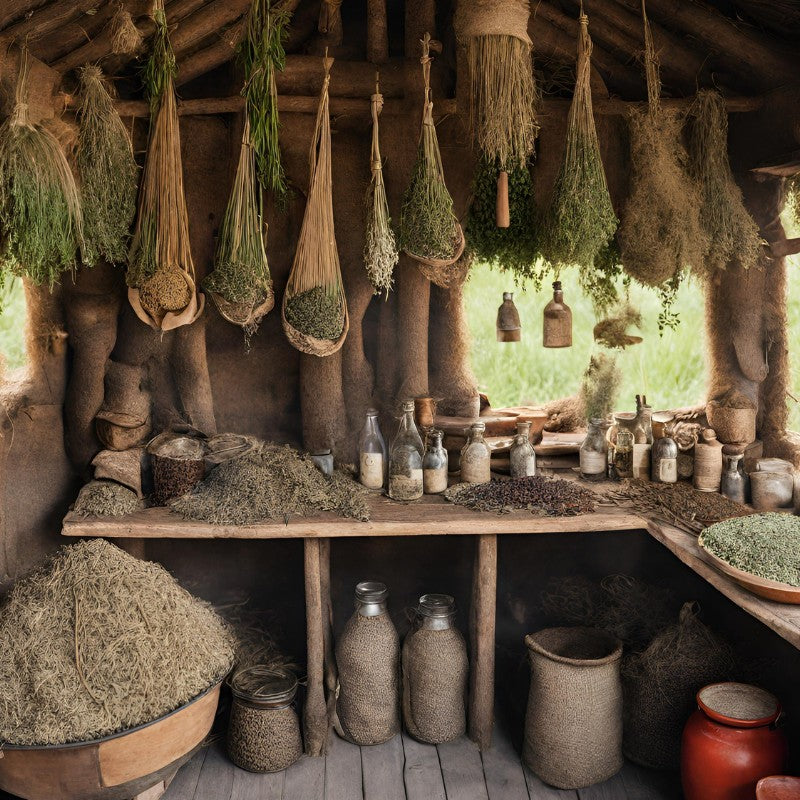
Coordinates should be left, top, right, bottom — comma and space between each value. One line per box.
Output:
77, 65, 138, 266
400, 34, 463, 272
540, 11, 618, 304
593, 301, 643, 349
689, 90, 763, 277
127, 1, 202, 331
204, 119, 274, 339
0, 49, 83, 290
363, 81, 398, 298
581, 352, 621, 421
110, 2, 144, 55
282, 55, 348, 355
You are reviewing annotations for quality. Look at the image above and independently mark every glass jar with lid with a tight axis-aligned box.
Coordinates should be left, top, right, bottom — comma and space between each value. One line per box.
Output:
580, 418, 609, 481
460, 422, 491, 484
227, 666, 302, 773
359, 408, 387, 490
423, 429, 448, 494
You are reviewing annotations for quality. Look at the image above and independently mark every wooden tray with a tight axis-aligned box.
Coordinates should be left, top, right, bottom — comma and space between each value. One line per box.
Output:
698, 544, 800, 604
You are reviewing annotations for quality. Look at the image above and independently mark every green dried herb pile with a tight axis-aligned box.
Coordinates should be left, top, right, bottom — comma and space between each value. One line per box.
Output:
700, 513, 800, 586
74, 480, 140, 517
284, 286, 344, 341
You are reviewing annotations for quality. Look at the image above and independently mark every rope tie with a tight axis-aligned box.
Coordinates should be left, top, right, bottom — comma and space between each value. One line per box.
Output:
420, 33, 435, 128
370, 82, 384, 177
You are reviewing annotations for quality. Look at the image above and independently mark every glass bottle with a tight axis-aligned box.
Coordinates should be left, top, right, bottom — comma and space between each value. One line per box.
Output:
359, 408, 387, 490
580, 418, 609, 481
510, 433, 536, 478
652, 436, 678, 484
496, 292, 521, 342
388, 444, 423, 501
460, 422, 491, 484
392, 399, 424, 458
720, 453, 746, 504
542, 281, 572, 348
613, 428, 634, 479
423, 429, 448, 494
633, 397, 653, 480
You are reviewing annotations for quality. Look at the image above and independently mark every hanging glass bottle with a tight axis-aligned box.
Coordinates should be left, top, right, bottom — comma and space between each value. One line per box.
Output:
460, 422, 491, 484
496, 292, 521, 342
423, 429, 448, 494
359, 408, 387, 490
543, 281, 572, 348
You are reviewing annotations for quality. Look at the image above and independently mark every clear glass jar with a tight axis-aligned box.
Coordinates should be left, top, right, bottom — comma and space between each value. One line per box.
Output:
613, 428, 634, 479
227, 666, 302, 773
423, 429, 448, 494
335, 582, 400, 745
510, 433, 536, 478
652, 436, 678, 484
580, 418, 609, 481
359, 408, 387, 490
460, 422, 491, 484
720, 454, 746, 504
389, 444, 423, 501
392, 399, 425, 458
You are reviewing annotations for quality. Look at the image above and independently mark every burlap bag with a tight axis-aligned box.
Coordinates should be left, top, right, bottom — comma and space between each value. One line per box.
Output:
401, 627, 468, 744
335, 612, 400, 745
454, 0, 531, 44
523, 627, 623, 790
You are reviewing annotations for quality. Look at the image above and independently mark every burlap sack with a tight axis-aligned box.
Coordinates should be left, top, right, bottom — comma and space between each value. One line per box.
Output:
401, 627, 468, 744
335, 612, 400, 745
523, 627, 623, 790
454, 0, 532, 45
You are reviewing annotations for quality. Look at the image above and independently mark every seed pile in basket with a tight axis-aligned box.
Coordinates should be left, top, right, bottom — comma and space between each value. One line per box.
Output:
172, 443, 369, 524
0, 539, 234, 746
605, 479, 753, 533
444, 476, 597, 516
699, 513, 800, 587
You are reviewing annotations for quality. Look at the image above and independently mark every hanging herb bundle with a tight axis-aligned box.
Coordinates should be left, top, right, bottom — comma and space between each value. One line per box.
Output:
581, 352, 622, 422
109, 2, 144, 56
77, 65, 138, 266
0, 49, 83, 292
204, 119, 274, 339
617, 0, 707, 292
239, 0, 290, 200
399, 34, 464, 282
689, 90, 762, 277
593, 301, 643, 349
465, 155, 541, 286
127, 1, 203, 331
363, 79, 398, 298
282, 55, 348, 355
540, 9, 618, 307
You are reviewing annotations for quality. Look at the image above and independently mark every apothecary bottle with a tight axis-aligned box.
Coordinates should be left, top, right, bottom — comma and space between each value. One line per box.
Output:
423, 429, 448, 494
720, 453, 746, 504
389, 444, 423, 501
359, 408, 387, 490
402, 594, 469, 744
613, 428, 634, 480
693, 429, 723, 492
392, 399, 424, 458
510, 433, 536, 478
227, 666, 302, 773
580, 418, 609, 481
460, 422, 491, 484
652, 436, 678, 484
543, 281, 572, 348
335, 582, 400, 746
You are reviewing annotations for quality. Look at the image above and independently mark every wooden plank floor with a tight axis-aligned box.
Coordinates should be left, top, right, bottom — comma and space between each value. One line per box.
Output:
163, 726, 680, 800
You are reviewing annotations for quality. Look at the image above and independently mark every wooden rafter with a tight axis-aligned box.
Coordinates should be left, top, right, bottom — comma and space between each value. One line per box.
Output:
0, 0, 49, 32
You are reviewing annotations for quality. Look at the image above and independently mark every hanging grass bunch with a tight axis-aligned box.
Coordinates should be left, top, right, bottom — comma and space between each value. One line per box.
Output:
581, 352, 622, 421
0, 49, 83, 290
400, 34, 464, 283
689, 90, 763, 277
204, 119, 274, 339
77, 65, 138, 266
593, 301, 643, 349
465, 155, 541, 285
127, 1, 203, 331
540, 10, 618, 304
617, 0, 707, 290
282, 55, 348, 355
239, 0, 290, 200
363, 81, 398, 298
109, 2, 144, 56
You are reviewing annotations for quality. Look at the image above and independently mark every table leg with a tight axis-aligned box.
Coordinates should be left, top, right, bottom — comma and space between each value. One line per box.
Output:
319, 537, 338, 752
304, 538, 328, 756
468, 533, 497, 750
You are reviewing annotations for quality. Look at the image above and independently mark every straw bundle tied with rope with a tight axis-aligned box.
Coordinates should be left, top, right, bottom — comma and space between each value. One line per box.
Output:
399, 33, 465, 287
282, 54, 349, 356
77, 65, 138, 266
204, 118, 274, 341
364, 76, 399, 298
541, 6, 618, 310
127, 0, 203, 331
109, 1, 144, 56
0, 48, 83, 302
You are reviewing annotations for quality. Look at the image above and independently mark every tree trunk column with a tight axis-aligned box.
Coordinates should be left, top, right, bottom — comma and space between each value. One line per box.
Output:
303, 537, 329, 756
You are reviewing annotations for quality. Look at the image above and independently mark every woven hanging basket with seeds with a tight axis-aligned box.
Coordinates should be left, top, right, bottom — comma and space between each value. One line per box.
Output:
126, 0, 204, 332
281, 55, 349, 357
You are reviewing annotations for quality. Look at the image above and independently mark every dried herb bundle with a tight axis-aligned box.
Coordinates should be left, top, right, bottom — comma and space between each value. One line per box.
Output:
580, 352, 621, 421
364, 85, 398, 297
110, 2, 144, 55
239, 0, 290, 199
593, 301, 642, 349
0, 50, 83, 291
689, 90, 762, 276
541, 11, 618, 303
77, 65, 138, 266
0, 539, 234, 746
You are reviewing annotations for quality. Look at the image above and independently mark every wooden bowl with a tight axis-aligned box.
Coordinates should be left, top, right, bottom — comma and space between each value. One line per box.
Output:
0, 682, 221, 800
698, 545, 800, 604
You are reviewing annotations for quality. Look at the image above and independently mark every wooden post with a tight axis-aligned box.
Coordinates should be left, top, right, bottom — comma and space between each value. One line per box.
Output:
366, 0, 389, 64
468, 533, 497, 750
303, 538, 328, 756
319, 537, 338, 751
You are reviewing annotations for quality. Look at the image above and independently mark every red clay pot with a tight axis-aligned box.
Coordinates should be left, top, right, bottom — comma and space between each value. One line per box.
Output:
682, 683, 789, 800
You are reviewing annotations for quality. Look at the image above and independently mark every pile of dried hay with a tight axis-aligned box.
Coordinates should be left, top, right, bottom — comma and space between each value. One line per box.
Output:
172, 443, 369, 524
0, 539, 234, 746
73, 479, 141, 517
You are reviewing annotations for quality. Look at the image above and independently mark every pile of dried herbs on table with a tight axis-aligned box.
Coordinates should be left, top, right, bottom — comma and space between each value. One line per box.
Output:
605, 479, 753, 534
73, 480, 141, 517
444, 476, 597, 516
700, 513, 800, 587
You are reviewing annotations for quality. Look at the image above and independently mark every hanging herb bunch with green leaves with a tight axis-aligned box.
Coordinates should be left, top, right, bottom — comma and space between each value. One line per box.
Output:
0, 48, 83, 300
541, 8, 618, 310
77, 65, 138, 266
